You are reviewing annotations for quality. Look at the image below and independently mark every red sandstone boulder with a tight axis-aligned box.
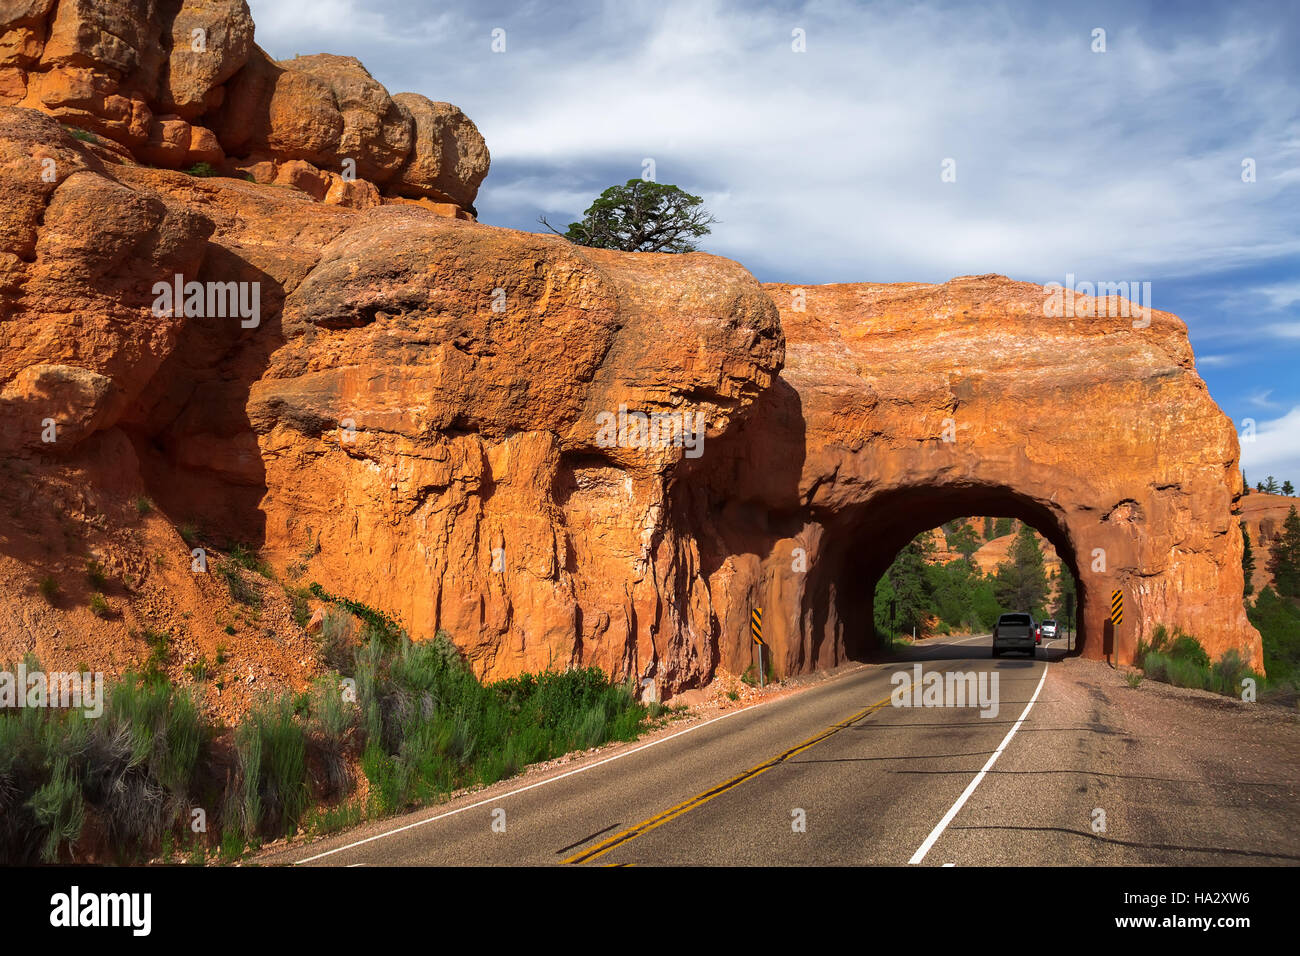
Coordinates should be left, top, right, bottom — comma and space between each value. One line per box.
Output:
391, 93, 489, 209
160, 0, 254, 119
279, 54, 411, 185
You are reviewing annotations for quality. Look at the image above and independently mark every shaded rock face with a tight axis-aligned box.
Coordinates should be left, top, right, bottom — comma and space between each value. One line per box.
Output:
0, 105, 1261, 695
0, 0, 488, 213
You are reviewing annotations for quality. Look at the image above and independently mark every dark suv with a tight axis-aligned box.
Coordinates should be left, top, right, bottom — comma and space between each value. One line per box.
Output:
992, 612, 1037, 657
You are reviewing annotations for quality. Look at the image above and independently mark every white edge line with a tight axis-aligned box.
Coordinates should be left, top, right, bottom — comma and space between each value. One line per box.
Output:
294, 664, 867, 864
907, 660, 1050, 865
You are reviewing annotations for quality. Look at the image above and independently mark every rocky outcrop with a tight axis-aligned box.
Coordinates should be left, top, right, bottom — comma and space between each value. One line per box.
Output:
686, 279, 1260, 674
0, 105, 784, 696
0, 0, 488, 214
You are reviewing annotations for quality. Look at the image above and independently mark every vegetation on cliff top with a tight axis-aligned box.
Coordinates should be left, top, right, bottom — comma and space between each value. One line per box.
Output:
540, 178, 717, 253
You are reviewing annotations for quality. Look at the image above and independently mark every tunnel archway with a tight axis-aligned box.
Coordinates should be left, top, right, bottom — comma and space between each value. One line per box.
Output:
667, 276, 1261, 695
829, 487, 1085, 658
774, 483, 1089, 674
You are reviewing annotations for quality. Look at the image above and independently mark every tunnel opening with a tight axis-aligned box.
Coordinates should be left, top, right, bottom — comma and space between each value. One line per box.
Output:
812, 484, 1088, 664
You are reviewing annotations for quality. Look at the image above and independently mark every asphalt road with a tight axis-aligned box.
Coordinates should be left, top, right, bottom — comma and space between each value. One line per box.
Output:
268, 634, 1300, 866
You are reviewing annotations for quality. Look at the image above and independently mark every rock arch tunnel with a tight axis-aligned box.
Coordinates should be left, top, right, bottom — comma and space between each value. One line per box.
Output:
664, 276, 1261, 693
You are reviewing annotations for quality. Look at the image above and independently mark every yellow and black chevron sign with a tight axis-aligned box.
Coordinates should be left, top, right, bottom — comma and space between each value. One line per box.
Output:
1110, 589, 1123, 627
751, 607, 765, 646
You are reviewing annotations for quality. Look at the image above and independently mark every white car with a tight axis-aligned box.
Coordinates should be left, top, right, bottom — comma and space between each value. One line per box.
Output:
1040, 619, 1058, 640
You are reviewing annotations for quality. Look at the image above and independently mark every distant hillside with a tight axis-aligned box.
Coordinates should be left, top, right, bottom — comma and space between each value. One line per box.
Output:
925, 518, 1067, 609
1241, 492, 1300, 594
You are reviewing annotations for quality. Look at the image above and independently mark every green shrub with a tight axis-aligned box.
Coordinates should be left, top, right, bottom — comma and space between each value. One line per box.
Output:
285, 585, 312, 628
229, 693, 309, 839
185, 162, 219, 177
216, 562, 260, 607
134, 496, 153, 516
1168, 633, 1210, 670
1208, 649, 1260, 698
1249, 587, 1300, 692
38, 576, 59, 604
85, 559, 108, 590
308, 583, 403, 649
351, 632, 648, 814
1164, 655, 1208, 690
28, 755, 84, 862
141, 628, 170, 683
317, 610, 356, 674
186, 655, 211, 683
228, 543, 272, 577
1136, 623, 1172, 669
89, 592, 110, 618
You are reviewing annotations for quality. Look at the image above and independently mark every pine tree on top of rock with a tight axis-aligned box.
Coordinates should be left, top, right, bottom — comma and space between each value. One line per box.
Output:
539, 178, 717, 252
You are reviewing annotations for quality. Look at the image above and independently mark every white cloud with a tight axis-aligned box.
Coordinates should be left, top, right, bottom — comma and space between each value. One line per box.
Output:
1264, 321, 1300, 339
244, 0, 1300, 291
1240, 406, 1300, 479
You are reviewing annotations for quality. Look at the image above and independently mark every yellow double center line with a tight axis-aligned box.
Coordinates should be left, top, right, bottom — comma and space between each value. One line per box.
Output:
562, 689, 897, 865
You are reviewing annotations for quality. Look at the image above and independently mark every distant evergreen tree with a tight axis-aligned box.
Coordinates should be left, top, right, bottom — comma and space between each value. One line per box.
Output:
1267, 506, 1300, 598
993, 523, 1050, 617
1242, 521, 1256, 599
983, 516, 994, 540
947, 522, 980, 562
1284, 480, 1295, 496
994, 517, 1013, 537
1264, 476, 1281, 494
886, 535, 935, 634
1053, 569, 1078, 632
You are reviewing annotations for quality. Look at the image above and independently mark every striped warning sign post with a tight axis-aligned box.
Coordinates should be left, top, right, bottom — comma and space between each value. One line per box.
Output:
751, 607, 766, 688
1110, 589, 1123, 627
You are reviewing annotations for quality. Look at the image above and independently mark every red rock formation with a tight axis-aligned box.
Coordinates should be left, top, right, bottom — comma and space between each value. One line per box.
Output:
0, 0, 488, 214
693, 279, 1260, 676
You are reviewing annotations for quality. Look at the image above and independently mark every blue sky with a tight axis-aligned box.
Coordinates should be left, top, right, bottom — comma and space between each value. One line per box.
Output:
248, 0, 1300, 484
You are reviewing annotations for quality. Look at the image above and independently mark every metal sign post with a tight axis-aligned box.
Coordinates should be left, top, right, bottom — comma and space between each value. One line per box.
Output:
751, 607, 765, 688
1107, 588, 1123, 666
1064, 592, 1075, 652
